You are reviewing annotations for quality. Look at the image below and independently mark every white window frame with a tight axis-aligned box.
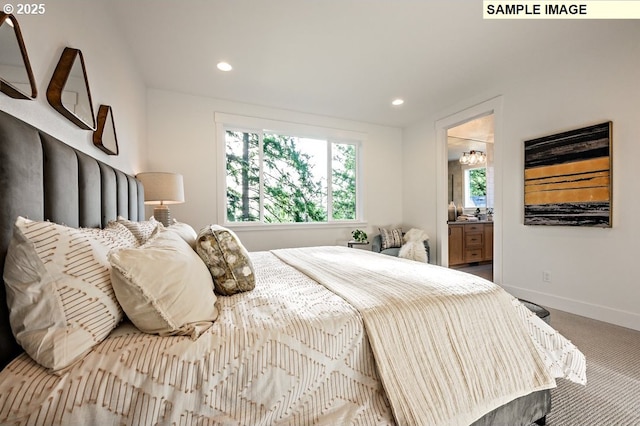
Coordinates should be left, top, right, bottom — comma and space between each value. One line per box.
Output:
215, 112, 366, 229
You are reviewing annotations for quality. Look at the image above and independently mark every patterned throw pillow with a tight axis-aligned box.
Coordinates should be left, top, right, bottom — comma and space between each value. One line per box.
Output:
115, 216, 162, 245
3, 217, 137, 372
108, 229, 218, 338
379, 228, 403, 250
196, 225, 255, 296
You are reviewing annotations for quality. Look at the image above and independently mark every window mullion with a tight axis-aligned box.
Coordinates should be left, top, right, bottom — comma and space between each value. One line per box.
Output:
327, 141, 333, 222
259, 131, 265, 223
355, 142, 361, 221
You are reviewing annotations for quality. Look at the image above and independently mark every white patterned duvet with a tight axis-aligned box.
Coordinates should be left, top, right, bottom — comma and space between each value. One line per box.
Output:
0, 250, 584, 425
0, 251, 394, 425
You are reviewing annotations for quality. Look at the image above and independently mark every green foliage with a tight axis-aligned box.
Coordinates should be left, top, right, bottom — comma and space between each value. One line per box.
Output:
226, 131, 357, 223
332, 143, 356, 220
262, 133, 327, 223
351, 229, 367, 242
226, 131, 259, 222
469, 168, 486, 196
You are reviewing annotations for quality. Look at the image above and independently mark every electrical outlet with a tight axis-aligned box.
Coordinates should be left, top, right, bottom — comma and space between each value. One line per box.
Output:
542, 271, 552, 283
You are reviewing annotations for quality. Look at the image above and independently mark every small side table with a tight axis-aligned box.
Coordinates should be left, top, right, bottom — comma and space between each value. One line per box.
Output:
347, 240, 369, 248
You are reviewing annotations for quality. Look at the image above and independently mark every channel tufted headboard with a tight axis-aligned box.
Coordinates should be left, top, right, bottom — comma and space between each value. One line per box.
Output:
0, 109, 145, 369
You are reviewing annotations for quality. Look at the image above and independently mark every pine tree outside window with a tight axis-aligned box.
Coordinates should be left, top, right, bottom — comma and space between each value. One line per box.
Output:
218, 114, 363, 226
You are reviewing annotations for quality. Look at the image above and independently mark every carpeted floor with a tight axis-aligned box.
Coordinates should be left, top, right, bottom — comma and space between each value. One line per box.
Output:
542, 308, 640, 425
449, 265, 639, 425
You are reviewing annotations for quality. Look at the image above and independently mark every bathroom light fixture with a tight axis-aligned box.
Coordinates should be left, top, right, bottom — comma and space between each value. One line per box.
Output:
217, 62, 232, 71
459, 150, 487, 166
391, 98, 404, 106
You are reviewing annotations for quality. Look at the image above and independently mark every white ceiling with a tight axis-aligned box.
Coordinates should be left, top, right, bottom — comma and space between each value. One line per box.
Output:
107, 1, 621, 128
447, 114, 494, 161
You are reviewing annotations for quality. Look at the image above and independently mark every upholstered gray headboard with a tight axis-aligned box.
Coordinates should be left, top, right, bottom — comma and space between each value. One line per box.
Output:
0, 109, 145, 369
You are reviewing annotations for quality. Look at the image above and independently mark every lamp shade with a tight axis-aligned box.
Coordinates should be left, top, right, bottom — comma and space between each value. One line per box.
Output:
136, 172, 185, 205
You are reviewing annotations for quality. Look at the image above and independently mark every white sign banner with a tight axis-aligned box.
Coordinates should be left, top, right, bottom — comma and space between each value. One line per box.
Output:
483, 1, 640, 19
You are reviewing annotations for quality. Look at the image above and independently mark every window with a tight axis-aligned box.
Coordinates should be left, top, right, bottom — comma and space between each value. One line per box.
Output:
218, 114, 362, 226
464, 167, 487, 208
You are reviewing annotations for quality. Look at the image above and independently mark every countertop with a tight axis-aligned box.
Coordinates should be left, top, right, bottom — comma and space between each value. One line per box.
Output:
447, 220, 494, 224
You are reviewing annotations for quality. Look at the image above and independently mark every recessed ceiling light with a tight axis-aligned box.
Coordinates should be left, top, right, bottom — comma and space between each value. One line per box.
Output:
217, 62, 233, 72
391, 98, 404, 106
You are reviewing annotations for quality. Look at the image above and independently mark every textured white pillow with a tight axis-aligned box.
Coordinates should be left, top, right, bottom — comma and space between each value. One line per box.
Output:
3, 217, 137, 372
166, 219, 198, 249
108, 229, 218, 338
114, 216, 162, 245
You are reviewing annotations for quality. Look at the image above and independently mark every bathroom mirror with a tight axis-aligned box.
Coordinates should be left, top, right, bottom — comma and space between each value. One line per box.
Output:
0, 13, 37, 99
47, 47, 95, 130
93, 105, 119, 155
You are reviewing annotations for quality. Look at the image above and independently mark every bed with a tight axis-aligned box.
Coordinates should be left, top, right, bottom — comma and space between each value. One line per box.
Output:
0, 109, 585, 425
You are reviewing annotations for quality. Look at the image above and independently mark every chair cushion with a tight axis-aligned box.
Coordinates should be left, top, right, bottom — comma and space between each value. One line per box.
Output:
381, 247, 401, 256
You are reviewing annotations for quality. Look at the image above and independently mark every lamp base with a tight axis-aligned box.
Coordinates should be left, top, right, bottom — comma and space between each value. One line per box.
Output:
153, 205, 171, 227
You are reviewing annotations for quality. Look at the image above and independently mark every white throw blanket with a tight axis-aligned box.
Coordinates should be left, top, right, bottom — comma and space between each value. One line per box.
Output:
273, 246, 584, 426
398, 227, 429, 262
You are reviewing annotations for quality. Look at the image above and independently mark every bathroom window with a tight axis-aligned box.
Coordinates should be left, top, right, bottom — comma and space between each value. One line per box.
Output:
464, 167, 487, 208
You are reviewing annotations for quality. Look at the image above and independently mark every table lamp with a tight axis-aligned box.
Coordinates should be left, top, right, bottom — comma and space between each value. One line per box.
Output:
136, 172, 184, 226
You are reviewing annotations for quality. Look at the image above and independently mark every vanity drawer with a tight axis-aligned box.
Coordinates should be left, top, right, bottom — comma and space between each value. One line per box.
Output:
464, 224, 484, 233
465, 233, 483, 247
465, 248, 483, 262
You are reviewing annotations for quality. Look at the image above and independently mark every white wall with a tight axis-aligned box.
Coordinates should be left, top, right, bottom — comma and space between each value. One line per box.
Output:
146, 88, 403, 251
403, 21, 640, 331
6, 4, 636, 331
0, 1, 147, 173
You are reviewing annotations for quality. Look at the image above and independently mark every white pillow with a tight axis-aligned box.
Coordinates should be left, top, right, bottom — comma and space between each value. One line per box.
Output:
166, 219, 198, 249
108, 228, 218, 338
3, 217, 137, 372
114, 216, 162, 244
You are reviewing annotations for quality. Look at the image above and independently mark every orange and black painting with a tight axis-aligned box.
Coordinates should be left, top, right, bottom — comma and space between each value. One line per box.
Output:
524, 122, 612, 227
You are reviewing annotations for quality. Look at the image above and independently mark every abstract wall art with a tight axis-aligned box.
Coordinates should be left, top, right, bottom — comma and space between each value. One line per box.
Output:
524, 122, 612, 227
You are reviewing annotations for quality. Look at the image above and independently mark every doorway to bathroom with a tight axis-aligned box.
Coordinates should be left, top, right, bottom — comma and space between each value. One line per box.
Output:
435, 96, 503, 284
446, 114, 495, 281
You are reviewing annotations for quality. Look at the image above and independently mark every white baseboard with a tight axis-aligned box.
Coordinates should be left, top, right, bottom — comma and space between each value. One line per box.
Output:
501, 284, 640, 332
